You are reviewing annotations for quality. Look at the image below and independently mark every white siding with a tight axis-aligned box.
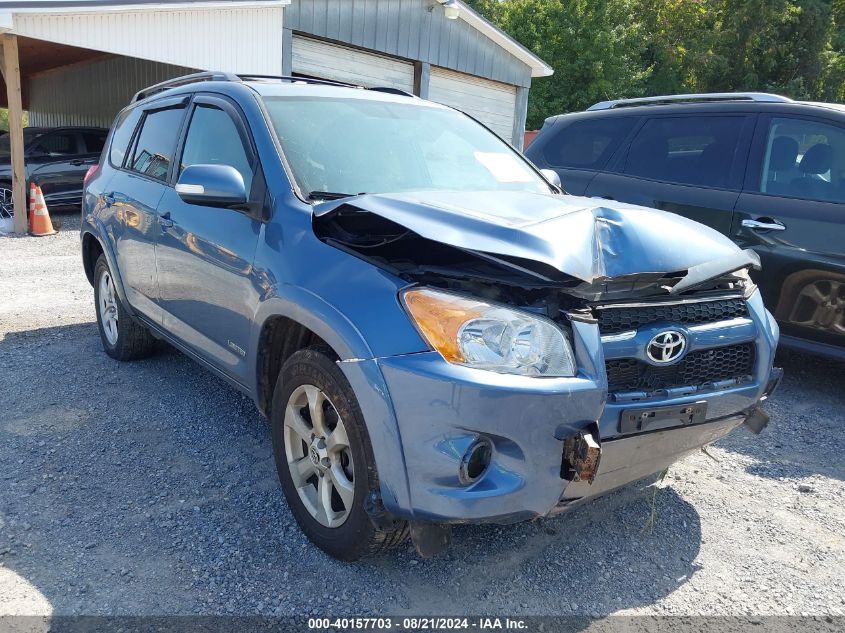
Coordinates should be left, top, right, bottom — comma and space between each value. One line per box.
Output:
292, 35, 415, 92
428, 67, 517, 141
12, 6, 284, 75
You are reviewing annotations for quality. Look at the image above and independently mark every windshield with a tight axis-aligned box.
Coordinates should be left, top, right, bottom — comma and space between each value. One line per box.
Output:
262, 96, 550, 198
0, 129, 45, 156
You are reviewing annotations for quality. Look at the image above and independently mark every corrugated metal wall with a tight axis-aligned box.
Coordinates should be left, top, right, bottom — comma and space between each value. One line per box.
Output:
28, 56, 197, 128
284, 0, 533, 87
13, 6, 284, 75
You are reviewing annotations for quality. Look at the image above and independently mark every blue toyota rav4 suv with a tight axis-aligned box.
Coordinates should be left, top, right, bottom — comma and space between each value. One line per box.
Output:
81, 72, 781, 560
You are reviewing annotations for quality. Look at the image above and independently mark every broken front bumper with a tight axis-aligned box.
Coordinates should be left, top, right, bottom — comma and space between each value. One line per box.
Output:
556, 414, 744, 509
339, 297, 779, 524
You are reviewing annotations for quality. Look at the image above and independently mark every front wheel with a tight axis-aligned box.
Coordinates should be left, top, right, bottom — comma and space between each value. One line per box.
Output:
270, 346, 408, 560
93, 255, 156, 361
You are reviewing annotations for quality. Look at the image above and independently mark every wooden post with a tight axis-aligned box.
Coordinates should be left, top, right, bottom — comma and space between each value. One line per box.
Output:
2, 34, 27, 235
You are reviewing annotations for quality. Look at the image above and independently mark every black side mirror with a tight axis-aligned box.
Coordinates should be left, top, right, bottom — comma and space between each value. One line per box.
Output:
175, 164, 248, 208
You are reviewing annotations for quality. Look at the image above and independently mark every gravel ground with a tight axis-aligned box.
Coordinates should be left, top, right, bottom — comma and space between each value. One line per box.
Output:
1, 211, 844, 618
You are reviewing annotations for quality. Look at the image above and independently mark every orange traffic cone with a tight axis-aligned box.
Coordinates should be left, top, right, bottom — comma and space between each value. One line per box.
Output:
28, 182, 56, 236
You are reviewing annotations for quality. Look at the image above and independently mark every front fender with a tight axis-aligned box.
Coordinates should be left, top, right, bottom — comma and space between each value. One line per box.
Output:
249, 284, 376, 366
248, 288, 415, 514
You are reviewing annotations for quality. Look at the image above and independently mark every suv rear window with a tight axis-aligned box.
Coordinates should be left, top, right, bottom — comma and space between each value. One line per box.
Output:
624, 116, 746, 188
543, 117, 635, 170
128, 107, 185, 181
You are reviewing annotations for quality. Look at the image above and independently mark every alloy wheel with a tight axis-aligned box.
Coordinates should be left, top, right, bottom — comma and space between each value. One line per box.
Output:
283, 384, 355, 528
98, 271, 119, 346
789, 279, 845, 335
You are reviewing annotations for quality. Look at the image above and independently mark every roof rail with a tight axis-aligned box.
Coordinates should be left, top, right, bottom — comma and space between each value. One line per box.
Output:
240, 74, 415, 97
237, 74, 361, 89
132, 72, 417, 104
132, 71, 240, 103
367, 86, 415, 98
587, 92, 793, 111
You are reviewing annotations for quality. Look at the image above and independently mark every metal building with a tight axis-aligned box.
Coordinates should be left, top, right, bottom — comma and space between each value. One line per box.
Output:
0, 0, 551, 234
283, 0, 552, 144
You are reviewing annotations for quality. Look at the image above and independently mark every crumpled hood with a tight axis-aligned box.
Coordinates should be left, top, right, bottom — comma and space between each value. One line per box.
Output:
314, 191, 751, 283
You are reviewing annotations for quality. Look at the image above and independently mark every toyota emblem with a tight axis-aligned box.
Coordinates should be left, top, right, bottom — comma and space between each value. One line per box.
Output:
646, 330, 687, 364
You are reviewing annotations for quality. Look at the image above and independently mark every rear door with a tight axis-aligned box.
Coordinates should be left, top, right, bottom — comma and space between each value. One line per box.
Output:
585, 114, 755, 235
107, 98, 188, 320
733, 113, 845, 353
526, 115, 639, 195
155, 94, 263, 384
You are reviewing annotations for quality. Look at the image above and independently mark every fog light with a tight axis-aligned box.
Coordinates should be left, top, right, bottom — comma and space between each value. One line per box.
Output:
459, 437, 493, 484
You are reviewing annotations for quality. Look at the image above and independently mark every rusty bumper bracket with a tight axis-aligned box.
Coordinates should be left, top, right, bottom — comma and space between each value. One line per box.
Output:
562, 429, 602, 484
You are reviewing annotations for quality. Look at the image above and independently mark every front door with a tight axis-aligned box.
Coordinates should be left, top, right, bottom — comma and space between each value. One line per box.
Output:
155, 95, 263, 383
733, 114, 845, 354
586, 114, 754, 235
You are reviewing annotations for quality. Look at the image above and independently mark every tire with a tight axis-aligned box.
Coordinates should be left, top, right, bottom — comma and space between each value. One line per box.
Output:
93, 254, 156, 361
270, 346, 408, 561
774, 269, 845, 337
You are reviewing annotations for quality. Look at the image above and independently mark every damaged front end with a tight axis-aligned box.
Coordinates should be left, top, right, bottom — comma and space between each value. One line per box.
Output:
313, 190, 760, 312
316, 190, 779, 534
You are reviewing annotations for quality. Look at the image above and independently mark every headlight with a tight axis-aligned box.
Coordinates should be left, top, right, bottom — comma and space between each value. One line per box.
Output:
401, 287, 576, 377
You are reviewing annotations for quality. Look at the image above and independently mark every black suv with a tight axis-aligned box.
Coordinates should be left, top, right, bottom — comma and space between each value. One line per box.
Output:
0, 126, 108, 208
527, 93, 845, 361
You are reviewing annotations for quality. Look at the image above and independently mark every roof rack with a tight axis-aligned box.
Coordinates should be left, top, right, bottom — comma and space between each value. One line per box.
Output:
237, 74, 361, 89
240, 74, 415, 97
587, 92, 793, 111
131, 71, 239, 103
132, 72, 416, 104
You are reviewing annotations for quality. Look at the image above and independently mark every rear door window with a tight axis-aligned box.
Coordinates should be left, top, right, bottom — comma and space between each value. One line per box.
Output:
128, 106, 186, 181
758, 117, 845, 203
543, 117, 636, 170
623, 116, 746, 188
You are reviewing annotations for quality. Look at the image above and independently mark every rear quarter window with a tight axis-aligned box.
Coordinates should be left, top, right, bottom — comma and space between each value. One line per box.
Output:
542, 117, 636, 170
109, 108, 142, 168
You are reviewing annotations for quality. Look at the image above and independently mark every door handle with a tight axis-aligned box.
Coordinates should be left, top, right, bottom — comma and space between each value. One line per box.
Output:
742, 218, 786, 232
159, 211, 174, 229
69, 159, 84, 166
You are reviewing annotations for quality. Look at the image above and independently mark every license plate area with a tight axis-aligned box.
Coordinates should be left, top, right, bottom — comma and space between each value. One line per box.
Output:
620, 401, 707, 434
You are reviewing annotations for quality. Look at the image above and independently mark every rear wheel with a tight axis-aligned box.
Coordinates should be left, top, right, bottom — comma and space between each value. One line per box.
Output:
776, 270, 845, 336
94, 255, 156, 361
270, 346, 408, 560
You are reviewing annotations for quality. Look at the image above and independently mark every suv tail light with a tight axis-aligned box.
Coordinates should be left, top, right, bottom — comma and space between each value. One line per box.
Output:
84, 165, 100, 186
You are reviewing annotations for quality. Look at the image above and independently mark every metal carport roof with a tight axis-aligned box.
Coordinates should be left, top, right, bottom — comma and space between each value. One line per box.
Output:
0, 0, 289, 233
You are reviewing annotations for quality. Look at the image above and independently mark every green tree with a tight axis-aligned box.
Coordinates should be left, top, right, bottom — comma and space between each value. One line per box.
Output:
467, 0, 648, 127
707, 0, 832, 98
636, 0, 720, 95
466, 0, 844, 127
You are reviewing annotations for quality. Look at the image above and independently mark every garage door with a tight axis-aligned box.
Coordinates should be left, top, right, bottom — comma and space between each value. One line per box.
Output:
291, 36, 415, 93
428, 67, 517, 142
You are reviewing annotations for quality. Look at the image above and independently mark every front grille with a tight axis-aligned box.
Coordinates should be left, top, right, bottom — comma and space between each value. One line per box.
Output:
605, 343, 755, 393
596, 298, 748, 335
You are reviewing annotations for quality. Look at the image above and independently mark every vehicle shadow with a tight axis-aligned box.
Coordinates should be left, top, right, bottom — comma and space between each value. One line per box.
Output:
713, 348, 845, 483
0, 322, 700, 617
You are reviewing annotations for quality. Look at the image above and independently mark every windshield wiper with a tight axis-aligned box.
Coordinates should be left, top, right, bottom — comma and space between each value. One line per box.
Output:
307, 191, 363, 201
